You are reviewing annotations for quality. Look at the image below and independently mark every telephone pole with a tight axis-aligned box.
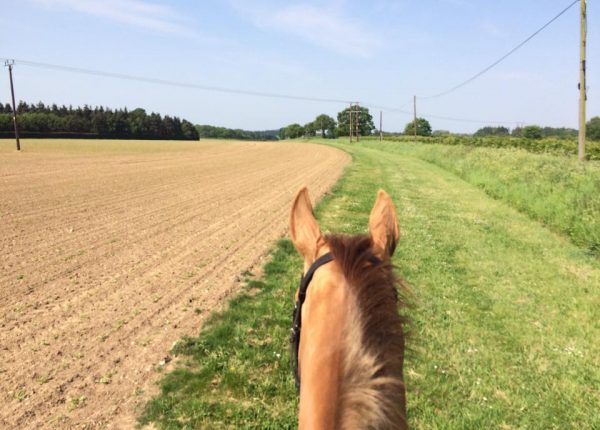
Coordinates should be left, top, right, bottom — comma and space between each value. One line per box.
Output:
578, 0, 587, 162
355, 103, 360, 142
413, 95, 417, 137
379, 110, 383, 141
349, 102, 353, 142
348, 103, 362, 142
5, 60, 20, 151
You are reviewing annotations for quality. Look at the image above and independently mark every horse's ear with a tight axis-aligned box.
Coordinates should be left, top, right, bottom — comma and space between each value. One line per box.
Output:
369, 189, 400, 260
290, 186, 324, 263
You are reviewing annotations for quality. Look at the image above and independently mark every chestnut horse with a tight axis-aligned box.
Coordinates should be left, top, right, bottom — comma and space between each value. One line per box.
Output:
289, 187, 408, 429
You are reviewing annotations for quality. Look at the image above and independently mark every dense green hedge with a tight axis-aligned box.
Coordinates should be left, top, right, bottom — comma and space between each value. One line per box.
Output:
375, 135, 600, 160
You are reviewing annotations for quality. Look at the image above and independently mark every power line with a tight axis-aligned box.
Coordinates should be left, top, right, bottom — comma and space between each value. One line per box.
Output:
0, 3, 580, 127
0, 57, 353, 105
2, 57, 520, 125
363, 101, 520, 124
364, 103, 412, 115
418, 0, 579, 99
423, 112, 521, 125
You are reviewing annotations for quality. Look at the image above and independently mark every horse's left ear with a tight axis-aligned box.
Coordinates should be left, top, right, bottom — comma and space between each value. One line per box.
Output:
290, 186, 324, 264
368, 189, 400, 260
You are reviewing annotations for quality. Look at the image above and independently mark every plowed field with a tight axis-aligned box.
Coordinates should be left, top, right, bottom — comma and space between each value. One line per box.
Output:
0, 139, 349, 429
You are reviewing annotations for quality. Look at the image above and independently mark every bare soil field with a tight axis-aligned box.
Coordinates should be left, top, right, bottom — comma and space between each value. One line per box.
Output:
0, 139, 350, 429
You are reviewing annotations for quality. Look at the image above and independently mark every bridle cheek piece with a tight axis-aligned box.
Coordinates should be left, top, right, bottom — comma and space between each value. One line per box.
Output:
290, 252, 380, 393
290, 252, 334, 392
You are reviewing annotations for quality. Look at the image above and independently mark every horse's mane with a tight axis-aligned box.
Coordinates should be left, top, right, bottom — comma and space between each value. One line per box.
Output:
325, 234, 408, 430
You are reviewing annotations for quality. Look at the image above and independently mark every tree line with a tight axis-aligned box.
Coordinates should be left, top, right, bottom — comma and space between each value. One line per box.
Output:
473, 125, 582, 139
279, 107, 375, 139
380, 117, 600, 141
3, 100, 598, 142
195, 125, 278, 140
0, 101, 198, 140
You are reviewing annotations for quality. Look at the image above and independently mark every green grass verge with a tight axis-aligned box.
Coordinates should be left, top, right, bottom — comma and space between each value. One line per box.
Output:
138, 239, 301, 429
361, 141, 600, 256
139, 141, 600, 429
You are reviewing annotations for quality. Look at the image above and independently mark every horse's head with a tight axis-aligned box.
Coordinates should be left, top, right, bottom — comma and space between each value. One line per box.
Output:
290, 186, 399, 271
289, 186, 407, 430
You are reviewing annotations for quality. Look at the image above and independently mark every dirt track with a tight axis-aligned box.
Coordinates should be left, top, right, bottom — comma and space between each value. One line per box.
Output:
0, 139, 350, 429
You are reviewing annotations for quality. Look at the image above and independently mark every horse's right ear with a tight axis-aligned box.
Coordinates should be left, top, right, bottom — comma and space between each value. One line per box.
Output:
290, 186, 324, 264
369, 189, 400, 260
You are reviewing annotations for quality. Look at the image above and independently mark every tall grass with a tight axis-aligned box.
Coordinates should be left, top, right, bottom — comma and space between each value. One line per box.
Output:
362, 142, 600, 256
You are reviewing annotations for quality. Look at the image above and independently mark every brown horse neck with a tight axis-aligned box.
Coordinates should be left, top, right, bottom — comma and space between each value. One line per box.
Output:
298, 262, 348, 430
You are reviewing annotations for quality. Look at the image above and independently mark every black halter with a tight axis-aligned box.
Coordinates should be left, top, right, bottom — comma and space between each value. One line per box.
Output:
290, 252, 381, 392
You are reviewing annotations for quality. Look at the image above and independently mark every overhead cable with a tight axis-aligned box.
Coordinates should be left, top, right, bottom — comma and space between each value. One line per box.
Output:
1, 57, 522, 125
417, 0, 579, 99
1, 57, 352, 105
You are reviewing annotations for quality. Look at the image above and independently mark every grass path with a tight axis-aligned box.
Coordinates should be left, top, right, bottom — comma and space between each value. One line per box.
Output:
140, 142, 600, 429
360, 140, 600, 256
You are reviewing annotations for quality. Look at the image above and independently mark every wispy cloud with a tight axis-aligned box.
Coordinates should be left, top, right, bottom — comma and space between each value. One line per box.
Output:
29, 0, 199, 38
234, 2, 382, 58
437, 0, 469, 7
478, 19, 507, 40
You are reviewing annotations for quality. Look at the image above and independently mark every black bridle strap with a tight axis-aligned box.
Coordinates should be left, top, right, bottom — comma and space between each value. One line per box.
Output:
290, 252, 334, 391
298, 253, 335, 308
290, 252, 381, 392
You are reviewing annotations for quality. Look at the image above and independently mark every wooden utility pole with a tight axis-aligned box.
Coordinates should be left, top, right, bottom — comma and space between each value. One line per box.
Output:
349, 103, 353, 142
5, 60, 20, 151
355, 103, 360, 142
578, 0, 587, 161
379, 110, 383, 141
413, 95, 417, 137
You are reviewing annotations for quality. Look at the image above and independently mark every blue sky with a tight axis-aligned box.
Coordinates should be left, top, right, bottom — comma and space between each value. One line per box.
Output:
1, 0, 598, 133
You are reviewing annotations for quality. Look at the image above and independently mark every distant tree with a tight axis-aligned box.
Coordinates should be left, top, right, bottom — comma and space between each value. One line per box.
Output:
285, 123, 305, 139
91, 110, 109, 136
278, 123, 305, 139
587, 116, 600, 141
474, 126, 509, 137
109, 110, 130, 137
337, 106, 374, 137
279, 127, 287, 140
196, 124, 277, 140
523, 125, 543, 139
404, 118, 432, 136
541, 127, 577, 139
129, 108, 147, 137
0, 114, 12, 130
181, 120, 199, 140
303, 121, 317, 137
65, 115, 90, 133
17, 101, 30, 113
511, 127, 523, 137
432, 130, 450, 136
314, 114, 336, 138
145, 113, 163, 138
162, 115, 176, 138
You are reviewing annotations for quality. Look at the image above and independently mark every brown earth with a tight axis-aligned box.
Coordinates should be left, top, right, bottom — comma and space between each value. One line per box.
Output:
0, 139, 350, 429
